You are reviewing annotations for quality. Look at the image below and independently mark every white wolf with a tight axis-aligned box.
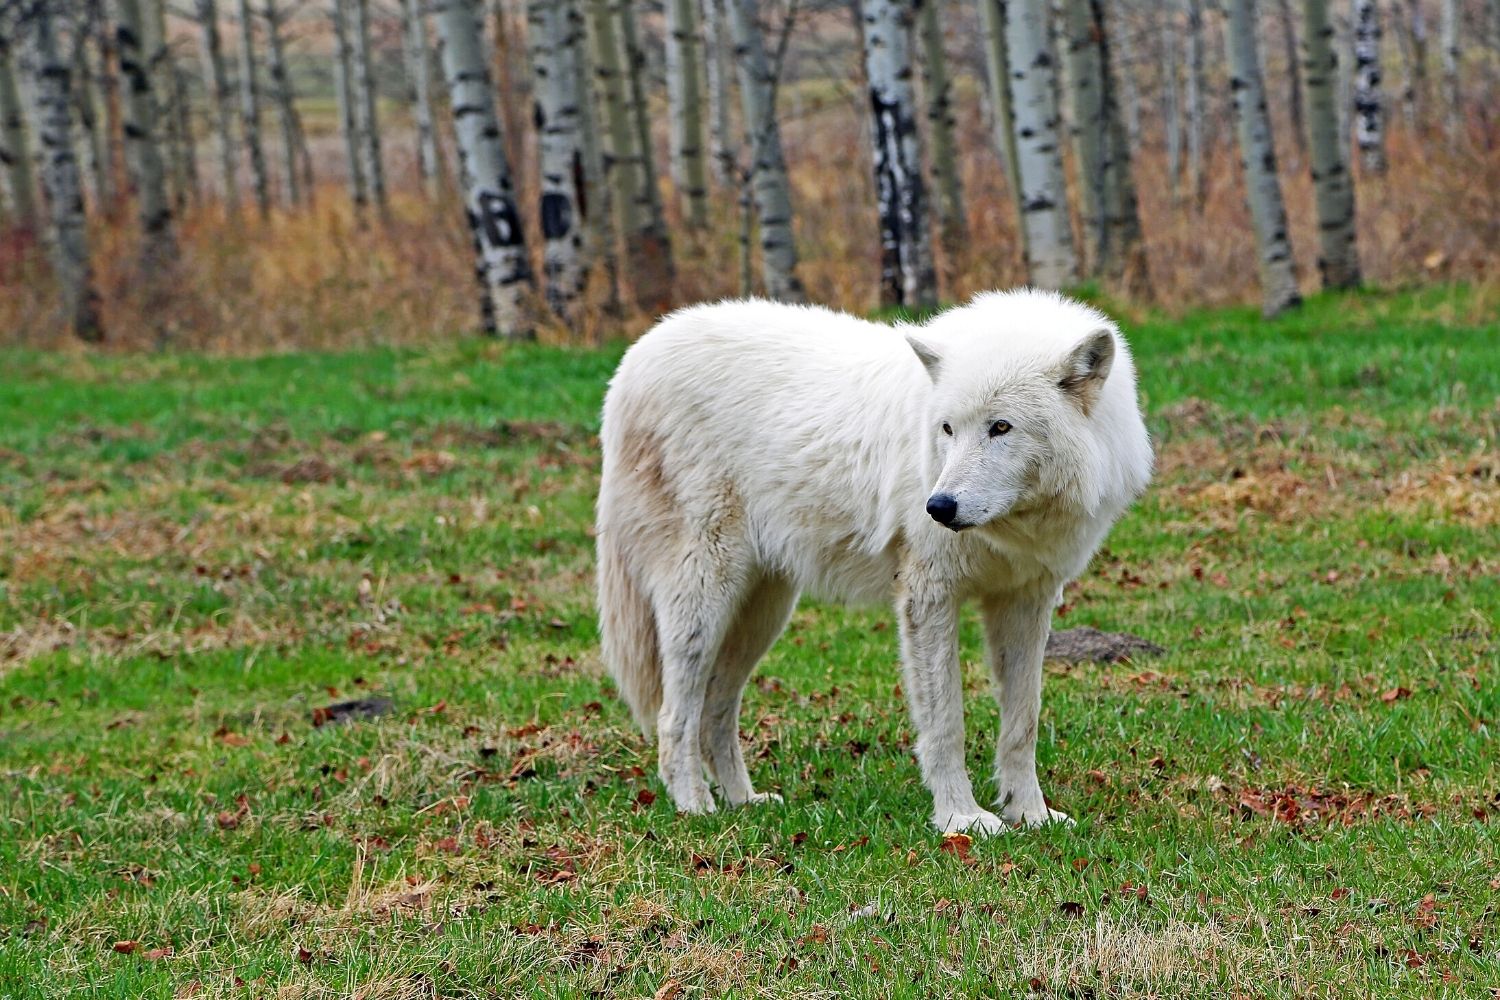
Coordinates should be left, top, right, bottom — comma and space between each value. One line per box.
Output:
596, 289, 1152, 833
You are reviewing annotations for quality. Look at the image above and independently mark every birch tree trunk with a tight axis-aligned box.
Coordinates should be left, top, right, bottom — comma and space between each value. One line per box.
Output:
1110, 7, 1141, 150
1005, 0, 1076, 290
1161, 6, 1182, 196
1352, 0, 1387, 173
349, 0, 386, 210
25, 0, 103, 339
726, 0, 806, 302
916, 0, 965, 244
116, 0, 177, 262
665, 0, 708, 227
141, 0, 186, 209
1184, 0, 1206, 210
700, 0, 735, 187
1300, 0, 1359, 288
400, 0, 441, 194
0, 24, 38, 227
1225, 0, 1299, 317
1440, 0, 1459, 138
234, 0, 272, 216
976, 0, 1020, 204
70, 8, 113, 210
170, 59, 198, 205
584, 0, 635, 248
195, 0, 240, 212
527, 0, 590, 319
1274, 0, 1305, 157
1062, 0, 1104, 273
615, 0, 674, 309
434, 0, 534, 337
574, 0, 619, 316
859, 0, 936, 308
332, 0, 367, 209
263, 0, 303, 205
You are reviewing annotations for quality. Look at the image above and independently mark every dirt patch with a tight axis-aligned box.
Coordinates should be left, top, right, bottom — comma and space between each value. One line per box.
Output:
1046, 628, 1165, 664
272, 456, 342, 484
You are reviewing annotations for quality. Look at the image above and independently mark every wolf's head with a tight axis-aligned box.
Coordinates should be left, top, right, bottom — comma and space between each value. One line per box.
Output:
904, 289, 1145, 531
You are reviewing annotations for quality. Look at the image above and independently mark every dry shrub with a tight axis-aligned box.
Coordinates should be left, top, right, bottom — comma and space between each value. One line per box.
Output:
4, 31, 1497, 353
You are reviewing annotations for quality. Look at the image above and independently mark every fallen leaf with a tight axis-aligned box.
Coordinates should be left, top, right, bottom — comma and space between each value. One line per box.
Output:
112, 940, 139, 954
939, 833, 973, 863
1381, 687, 1413, 704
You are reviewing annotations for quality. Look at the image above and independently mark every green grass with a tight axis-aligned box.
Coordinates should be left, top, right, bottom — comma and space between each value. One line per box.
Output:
1, 288, 1497, 998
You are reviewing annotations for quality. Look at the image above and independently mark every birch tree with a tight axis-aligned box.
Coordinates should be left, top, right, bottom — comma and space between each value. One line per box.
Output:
915, 0, 964, 244
71, 5, 113, 210
25, 0, 103, 339
348, 0, 386, 210
1184, 0, 1206, 209
400, 0, 441, 194
116, 0, 177, 263
573, 0, 619, 316
860, 0, 935, 308
976, 0, 1019, 203
527, 0, 590, 319
1005, 0, 1076, 290
1351, 0, 1386, 173
331, 0, 367, 209
263, 0, 304, 205
725, 0, 805, 302
700, 0, 735, 186
615, 0, 673, 309
1300, 0, 1358, 288
434, 0, 534, 337
194, 0, 240, 212
1440, 0, 1459, 138
1225, 0, 1299, 316
1273, 0, 1305, 157
0, 23, 38, 227
665, 0, 708, 227
235, 0, 272, 216
1161, 6, 1183, 194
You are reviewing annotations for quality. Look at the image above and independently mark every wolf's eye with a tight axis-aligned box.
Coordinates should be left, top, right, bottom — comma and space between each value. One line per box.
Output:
989, 420, 1012, 437
941, 422, 952, 436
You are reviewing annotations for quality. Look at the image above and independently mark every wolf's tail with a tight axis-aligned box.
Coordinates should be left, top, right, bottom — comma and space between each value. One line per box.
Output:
597, 530, 661, 734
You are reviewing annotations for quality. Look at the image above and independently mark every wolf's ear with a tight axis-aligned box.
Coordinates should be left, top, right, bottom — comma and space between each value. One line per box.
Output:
1057, 329, 1115, 413
906, 335, 942, 382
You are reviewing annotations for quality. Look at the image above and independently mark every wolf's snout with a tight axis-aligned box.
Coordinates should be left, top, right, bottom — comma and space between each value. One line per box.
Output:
926, 494, 959, 526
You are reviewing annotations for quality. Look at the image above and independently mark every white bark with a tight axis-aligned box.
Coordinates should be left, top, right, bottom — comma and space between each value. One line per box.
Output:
25, 0, 102, 339
263, 0, 303, 205
976, 0, 1019, 204
234, 0, 272, 216
1005, 0, 1076, 289
1274, 0, 1305, 157
1440, 0, 1459, 138
331, 0, 367, 209
1161, 5, 1182, 195
700, 0, 735, 187
916, 0, 965, 243
116, 0, 177, 261
1225, 0, 1299, 316
527, 0, 590, 319
141, 0, 186, 209
0, 24, 38, 226
1300, 0, 1359, 288
69, 10, 111, 211
1062, 0, 1105, 272
1352, 0, 1386, 173
861, 0, 936, 308
195, 0, 240, 212
1110, 4, 1141, 150
348, 0, 386, 210
400, 0, 441, 193
726, 0, 805, 302
573, 0, 619, 316
665, 0, 708, 227
614, 0, 673, 309
434, 0, 534, 337
1184, 0, 1206, 209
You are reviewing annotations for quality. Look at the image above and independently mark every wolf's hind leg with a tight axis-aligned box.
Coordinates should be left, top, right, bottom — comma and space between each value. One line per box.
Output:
653, 556, 749, 815
700, 575, 797, 806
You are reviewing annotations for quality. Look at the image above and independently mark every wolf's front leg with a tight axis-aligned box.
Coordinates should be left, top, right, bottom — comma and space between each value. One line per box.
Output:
897, 586, 1004, 836
982, 590, 1072, 828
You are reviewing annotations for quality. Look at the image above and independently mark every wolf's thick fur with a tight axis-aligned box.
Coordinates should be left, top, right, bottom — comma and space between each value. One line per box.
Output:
597, 290, 1152, 833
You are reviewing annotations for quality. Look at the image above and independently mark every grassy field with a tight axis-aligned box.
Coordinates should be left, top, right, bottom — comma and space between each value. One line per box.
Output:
1, 289, 1497, 998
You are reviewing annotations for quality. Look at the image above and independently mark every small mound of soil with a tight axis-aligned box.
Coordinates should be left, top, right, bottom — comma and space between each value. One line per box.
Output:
1045, 627, 1165, 664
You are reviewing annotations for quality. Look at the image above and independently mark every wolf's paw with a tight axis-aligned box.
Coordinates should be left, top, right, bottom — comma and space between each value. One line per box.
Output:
667, 779, 717, 815
743, 791, 783, 806
1000, 799, 1073, 829
937, 808, 1008, 836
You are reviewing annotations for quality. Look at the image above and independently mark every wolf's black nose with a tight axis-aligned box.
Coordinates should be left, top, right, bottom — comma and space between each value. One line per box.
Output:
926, 494, 958, 525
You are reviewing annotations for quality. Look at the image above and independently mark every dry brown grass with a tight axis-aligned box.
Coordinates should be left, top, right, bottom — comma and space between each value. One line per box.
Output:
5, 43, 1498, 353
